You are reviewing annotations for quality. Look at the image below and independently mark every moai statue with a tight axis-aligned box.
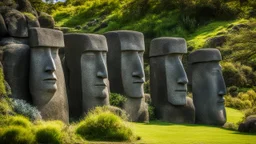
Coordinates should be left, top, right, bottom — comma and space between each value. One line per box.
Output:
150, 37, 195, 123
104, 30, 149, 122
64, 34, 109, 118
188, 48, 226, 126
29, 28, 69, 123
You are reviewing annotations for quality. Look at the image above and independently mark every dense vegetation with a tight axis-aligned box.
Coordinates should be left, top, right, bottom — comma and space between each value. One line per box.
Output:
0, 0, 256, 143
47, 0, 256, 128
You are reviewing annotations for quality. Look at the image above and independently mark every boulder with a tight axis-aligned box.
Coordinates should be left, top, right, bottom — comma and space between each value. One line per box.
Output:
205, 36, 226, 48
0, 37, 28, 46
3, 9, 28, 37
16, 0, 33, 13
24, 13, 40, 28
38, 12, 55, 29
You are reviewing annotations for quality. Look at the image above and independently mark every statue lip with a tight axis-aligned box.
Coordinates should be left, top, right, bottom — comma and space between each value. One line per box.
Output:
44, 78, 57, 82
175, 89, 187, 92
95, 83, 106, 86
133, 79, 145, 83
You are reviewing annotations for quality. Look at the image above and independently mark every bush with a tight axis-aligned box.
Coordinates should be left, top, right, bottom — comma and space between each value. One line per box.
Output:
222, 122, 237, 131
0, 126, 35, 144
0, 67, 7, 96
3, 115, 32, 128
109, 93, 127, 108
245, 107, 256, 118
148, 104, 156, 120
222, 62, 247, 87
76, 106, 135, 141
228, 86, 239, 97
0, 97, 13, 115
35, 121, 64, 144
225, 89, 256, 110
12, 99, 42, 121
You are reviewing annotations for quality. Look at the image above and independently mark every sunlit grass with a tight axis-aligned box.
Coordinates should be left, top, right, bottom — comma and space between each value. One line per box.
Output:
132, 107, 254, 144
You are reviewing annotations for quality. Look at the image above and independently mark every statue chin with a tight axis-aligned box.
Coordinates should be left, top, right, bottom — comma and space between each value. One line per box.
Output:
168, 96, 187, 106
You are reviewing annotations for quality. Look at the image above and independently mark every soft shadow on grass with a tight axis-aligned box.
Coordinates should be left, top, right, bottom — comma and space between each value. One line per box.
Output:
232, 132, 256, 136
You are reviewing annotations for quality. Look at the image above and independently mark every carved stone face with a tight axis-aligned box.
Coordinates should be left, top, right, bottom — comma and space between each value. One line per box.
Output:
192, 61, 226, 125
165, 54, 188, 105
30, 47, 58, 106
81, 51, 109, 99
121, 50, 145, 98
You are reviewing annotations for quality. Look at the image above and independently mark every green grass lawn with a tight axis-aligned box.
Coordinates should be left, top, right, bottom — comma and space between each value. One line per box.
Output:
131, 107, 255, 144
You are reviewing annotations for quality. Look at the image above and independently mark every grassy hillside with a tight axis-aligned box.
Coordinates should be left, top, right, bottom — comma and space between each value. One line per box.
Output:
132, 108, 253, 144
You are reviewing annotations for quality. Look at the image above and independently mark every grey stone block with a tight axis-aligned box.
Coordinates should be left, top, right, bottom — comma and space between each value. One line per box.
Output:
29, 28, 64, 48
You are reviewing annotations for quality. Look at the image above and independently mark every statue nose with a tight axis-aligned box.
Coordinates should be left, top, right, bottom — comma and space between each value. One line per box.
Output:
132, 52, 144, 78
45, 50, 56, 73
217, 70, 227, 96
177, 77, 188, 84
177, 58, 188, 84
97, 53, 108, 78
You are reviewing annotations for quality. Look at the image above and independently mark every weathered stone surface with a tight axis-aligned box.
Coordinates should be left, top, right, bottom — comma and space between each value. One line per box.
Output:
2, 44, 31, 102
64, 33, 109, 117
29, 28, 69, 123
188, 48, 226, 126
150, 37, 195, 123
0, 37, 28, 46
29, 28, 64, 48
25, 14, 40, 28
4, 9, 28, 37
205, 36, 227, 48
0, 14, 8, 38
104, 30, 148, 122
38, 12, 55, 29
123, 97, 149, 122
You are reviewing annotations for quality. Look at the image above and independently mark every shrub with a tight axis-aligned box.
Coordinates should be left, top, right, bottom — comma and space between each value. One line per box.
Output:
221, 62, 247, 87
109, 93, 127, 108
4, 115, 32, 128
35, 121, 64, 144
222, 122, 237, 131
0, 67, 7, 96
0, 126, 35, 144
76, 106, 135, 141
228, 86, 239, 97
12, 99, 42, 121
148, 104, 156, 120
0, 97, 13, 115
245, 107, 256, 118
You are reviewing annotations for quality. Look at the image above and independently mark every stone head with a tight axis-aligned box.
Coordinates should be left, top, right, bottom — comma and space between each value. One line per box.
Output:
150, 37, 188, 106
64, 34, 109, 114
104, 30, 145, 98
188, 48, 226, 125
29, 28, 64, 106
